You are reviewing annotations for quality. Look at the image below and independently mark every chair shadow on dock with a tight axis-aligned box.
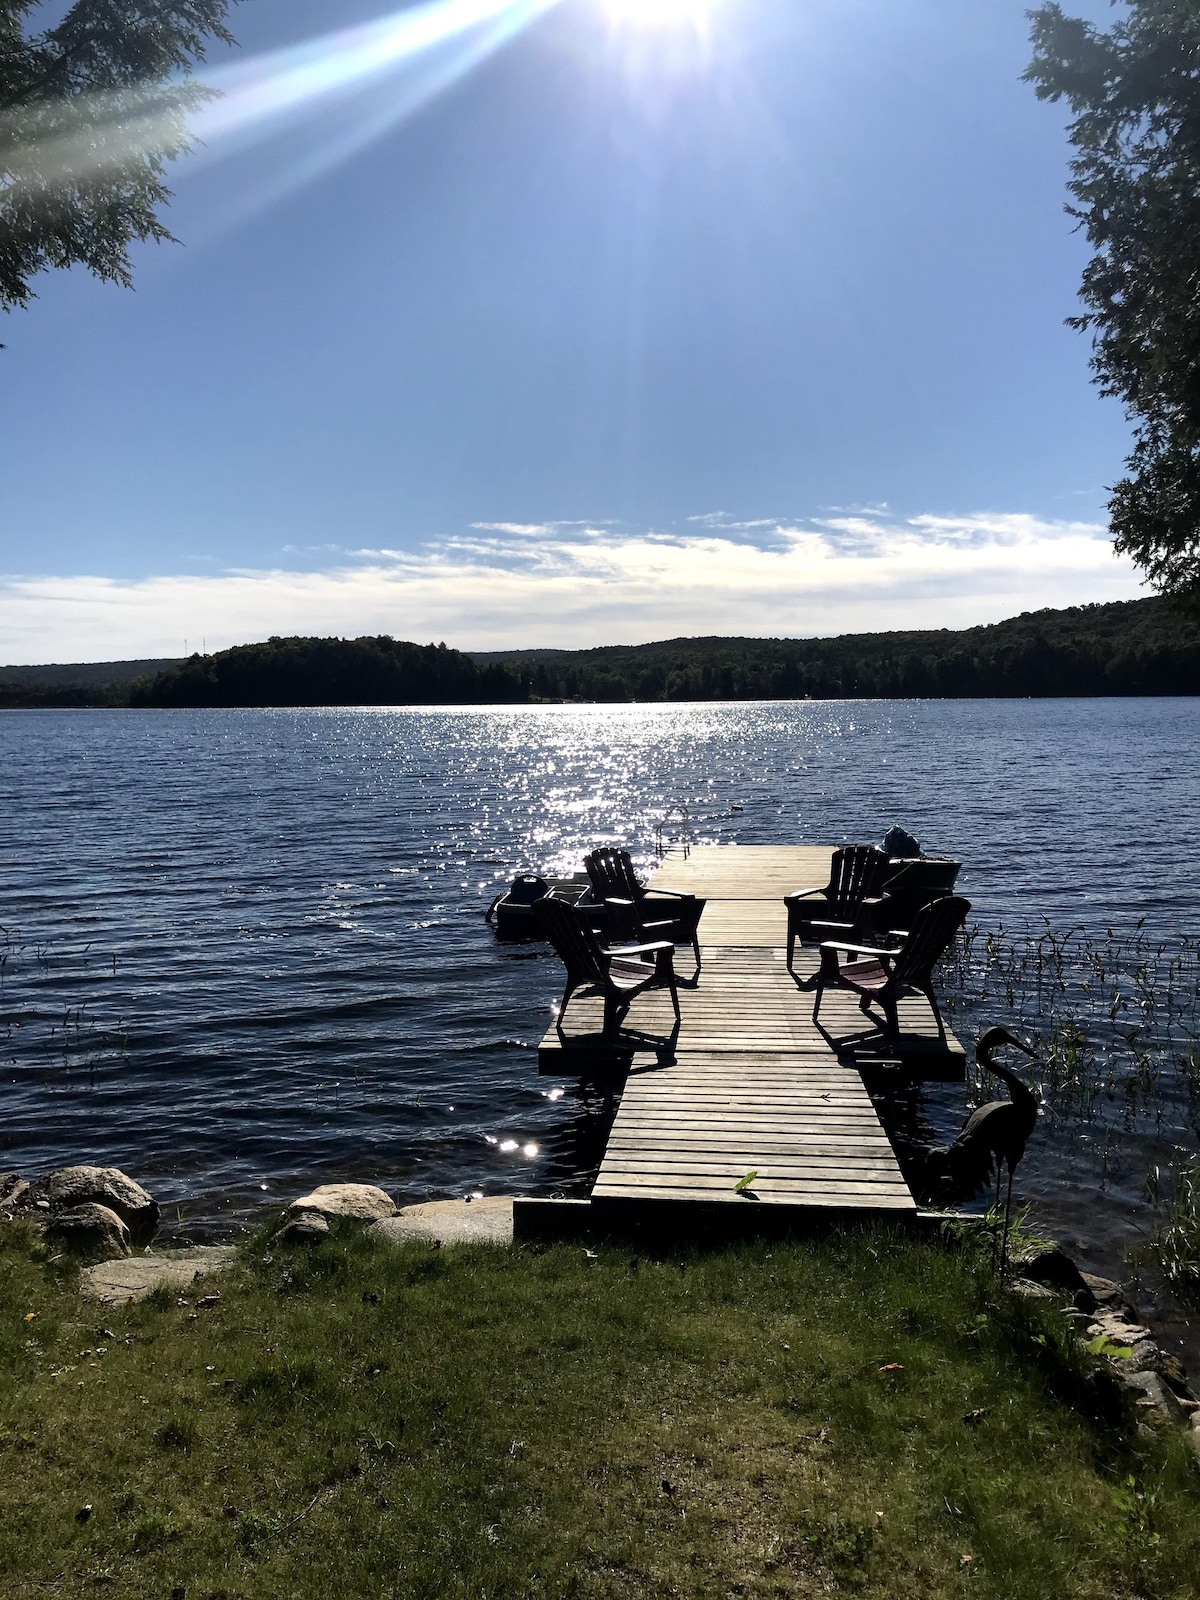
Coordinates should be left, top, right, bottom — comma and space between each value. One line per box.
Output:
549, 1008, 681, 1071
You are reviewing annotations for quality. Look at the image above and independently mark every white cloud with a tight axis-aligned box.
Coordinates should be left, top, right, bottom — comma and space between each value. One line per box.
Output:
0, 509, 1145, 664
469, 522, 557, 538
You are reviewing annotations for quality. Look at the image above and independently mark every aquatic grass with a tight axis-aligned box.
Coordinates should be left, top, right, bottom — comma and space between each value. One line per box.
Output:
2, 1221, 1200, 1598
1153, 1157, 1200, 1305
943, 920, 1200, 1221
946, 920, 1200, 1124
0, 924, 130, 1094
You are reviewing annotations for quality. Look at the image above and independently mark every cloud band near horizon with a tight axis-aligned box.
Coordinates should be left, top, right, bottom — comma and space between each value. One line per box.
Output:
1, 510, 1143, 665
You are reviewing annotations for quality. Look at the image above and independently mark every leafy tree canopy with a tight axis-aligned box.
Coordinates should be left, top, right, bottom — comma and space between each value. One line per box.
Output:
1027, 1, 1200, 605
0, 0, 236, 318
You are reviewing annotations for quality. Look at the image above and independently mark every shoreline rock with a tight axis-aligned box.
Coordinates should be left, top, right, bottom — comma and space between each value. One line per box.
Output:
45, 1202, 131, 1260
80, 1245, 239, 1304
370, 1196, 514, 1248
274, 1211, 331, 1245
18, 1166, 160, 1248
284, 1183, 397, 1223
1024, 1244, 1200, 1441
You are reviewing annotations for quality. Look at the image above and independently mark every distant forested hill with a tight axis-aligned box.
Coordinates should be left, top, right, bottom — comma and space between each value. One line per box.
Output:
127, 636, 525, 707
476, 597, 1200, 701
2, 598, 1197, 708
0, 657, 182, 707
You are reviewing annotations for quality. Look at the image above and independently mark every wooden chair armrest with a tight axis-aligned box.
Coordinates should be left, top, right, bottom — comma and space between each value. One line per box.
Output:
817, 941, 902, 960
601, 898, 675, 941
604, 940, 675, 957
784, 886, 825, 904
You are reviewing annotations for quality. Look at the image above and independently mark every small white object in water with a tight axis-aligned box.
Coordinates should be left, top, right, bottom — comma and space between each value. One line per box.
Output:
499, 1139, 518, 1153
523, 1143, 539, 1159
545, 1087, 565, 1101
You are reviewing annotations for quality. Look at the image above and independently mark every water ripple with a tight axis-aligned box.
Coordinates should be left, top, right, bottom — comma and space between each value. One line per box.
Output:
1, 699, 1198, 1237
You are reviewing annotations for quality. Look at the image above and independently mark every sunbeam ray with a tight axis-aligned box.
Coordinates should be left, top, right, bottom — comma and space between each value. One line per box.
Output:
2, 0, 564, 202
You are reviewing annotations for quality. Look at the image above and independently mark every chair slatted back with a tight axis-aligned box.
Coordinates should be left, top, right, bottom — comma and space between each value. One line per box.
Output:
892, 895, 970, 987
826, 845, 890, 915
585, 848, 642, 904
532, 896, 607, 986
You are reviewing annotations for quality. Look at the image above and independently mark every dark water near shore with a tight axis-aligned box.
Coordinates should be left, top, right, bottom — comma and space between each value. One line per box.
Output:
2, 701, 1198, 1280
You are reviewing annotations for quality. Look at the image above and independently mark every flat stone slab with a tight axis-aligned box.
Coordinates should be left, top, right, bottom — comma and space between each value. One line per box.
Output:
79, 1245, 239, 1304
370, 1197, 513, 1248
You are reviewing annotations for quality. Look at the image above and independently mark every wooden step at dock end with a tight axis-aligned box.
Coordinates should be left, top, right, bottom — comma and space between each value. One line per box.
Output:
588, 1192, 920, 1240
511, 1196, 595, 1242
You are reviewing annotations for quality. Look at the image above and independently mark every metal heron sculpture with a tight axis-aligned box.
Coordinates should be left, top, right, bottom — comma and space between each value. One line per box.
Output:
916, 1025, 1040, 1270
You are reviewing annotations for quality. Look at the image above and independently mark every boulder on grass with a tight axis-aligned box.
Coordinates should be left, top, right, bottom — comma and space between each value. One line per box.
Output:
284, 1184, 396, 1222
273, 1211, 331, 1246
45, 1203, 131, 1261
1010, 1242, 1088, 1295
23, 1166, 159, 1247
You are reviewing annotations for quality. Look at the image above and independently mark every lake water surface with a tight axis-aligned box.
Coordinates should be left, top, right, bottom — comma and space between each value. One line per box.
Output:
2, 700, 1198, 1278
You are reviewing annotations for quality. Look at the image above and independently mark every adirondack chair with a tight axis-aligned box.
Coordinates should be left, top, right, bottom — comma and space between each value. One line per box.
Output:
811, 894, 971, 1041
583, 848, 705, 969
532, 894, 680, 1037
784, 844, 891, 972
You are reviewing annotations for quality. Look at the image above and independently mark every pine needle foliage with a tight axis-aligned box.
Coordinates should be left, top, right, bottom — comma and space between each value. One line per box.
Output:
1027, 2, 1200, 605
0, 0, 236, 317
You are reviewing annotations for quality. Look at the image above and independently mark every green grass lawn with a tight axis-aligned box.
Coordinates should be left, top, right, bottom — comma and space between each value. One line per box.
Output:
2, 1219, 1198, 1599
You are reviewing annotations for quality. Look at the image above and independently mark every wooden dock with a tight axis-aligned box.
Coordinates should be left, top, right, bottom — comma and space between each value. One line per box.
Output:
531, 845, 966, 1229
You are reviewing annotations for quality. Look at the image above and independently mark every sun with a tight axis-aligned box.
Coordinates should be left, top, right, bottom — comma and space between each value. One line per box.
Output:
605, 0, 713, 27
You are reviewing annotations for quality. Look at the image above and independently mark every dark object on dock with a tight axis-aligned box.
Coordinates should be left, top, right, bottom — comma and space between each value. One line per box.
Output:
784, 844, 891, 971
882, 824, 921, 858
878, 855, 962, 931
811, 894, 970, 1041
532, 895, 681, 1039
914, 1026, 1039, 1270
485, 873, 591, 939
584, 848, 705, 971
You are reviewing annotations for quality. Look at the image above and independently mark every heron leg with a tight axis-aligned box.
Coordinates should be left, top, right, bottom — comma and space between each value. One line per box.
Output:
1000, 1165, 1015, 1277
990, 1158, 1004, 1272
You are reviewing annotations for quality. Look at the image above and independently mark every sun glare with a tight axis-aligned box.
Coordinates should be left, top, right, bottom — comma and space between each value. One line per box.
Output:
606, 0, 712, 27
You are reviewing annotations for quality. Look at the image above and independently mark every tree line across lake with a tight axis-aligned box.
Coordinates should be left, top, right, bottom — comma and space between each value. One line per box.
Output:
2, 597, 1197, 709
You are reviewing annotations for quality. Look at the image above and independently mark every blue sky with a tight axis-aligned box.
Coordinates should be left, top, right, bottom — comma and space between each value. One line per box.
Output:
0, 0, 1141, 663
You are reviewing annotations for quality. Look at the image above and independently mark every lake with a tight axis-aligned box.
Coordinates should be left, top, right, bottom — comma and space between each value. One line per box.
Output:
2, 699, 1198, 1278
